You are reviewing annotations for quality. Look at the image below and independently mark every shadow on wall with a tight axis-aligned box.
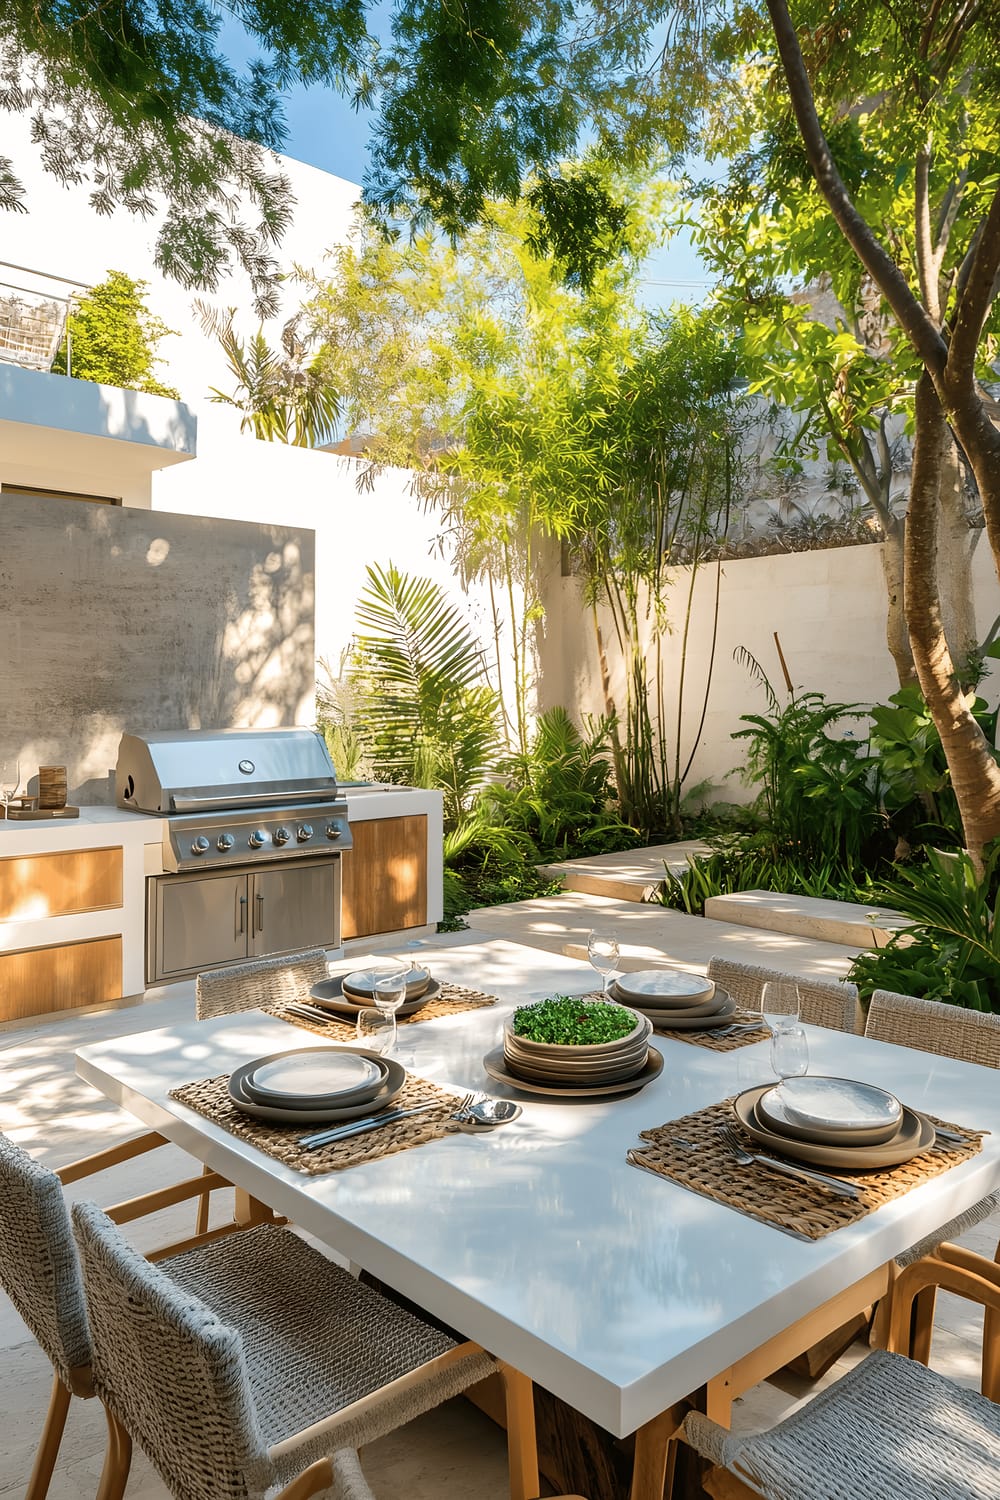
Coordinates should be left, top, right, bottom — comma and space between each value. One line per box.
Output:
0, 494, 315, 802
0, 364, 197, 454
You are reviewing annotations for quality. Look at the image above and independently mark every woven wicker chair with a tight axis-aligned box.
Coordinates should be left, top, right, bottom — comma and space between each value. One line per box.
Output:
195, 947, 330, 1021
0, 1131, 233, 1500
72, 1201, 549, 1500
682, 1247, 1000, 1500
863, 989, 1000, 1356
706, 957, 860, 1033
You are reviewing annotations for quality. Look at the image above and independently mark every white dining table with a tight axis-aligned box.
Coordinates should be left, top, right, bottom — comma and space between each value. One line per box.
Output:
75, 938, 1000, 1490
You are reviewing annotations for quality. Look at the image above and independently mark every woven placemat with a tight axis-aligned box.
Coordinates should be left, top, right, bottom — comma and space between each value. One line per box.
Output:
268, 982, 498, 1041
629, 1096, 985, 1240
579, 991, 769, 1051
169, 1072, 469, 1176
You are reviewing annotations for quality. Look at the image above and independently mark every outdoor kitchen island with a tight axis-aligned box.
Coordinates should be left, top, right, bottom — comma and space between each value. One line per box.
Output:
0, 783, 443, 1022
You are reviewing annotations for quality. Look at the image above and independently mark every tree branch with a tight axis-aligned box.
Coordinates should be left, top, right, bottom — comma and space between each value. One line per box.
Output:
914, 146, 940, 323
945, 179, 1000, 386
764, 0, 948, 379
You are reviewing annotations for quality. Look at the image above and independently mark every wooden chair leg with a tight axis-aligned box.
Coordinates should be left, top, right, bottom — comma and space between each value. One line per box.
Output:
910, 1285, 937, 1366
868, 1261, 898, 1349
95, 1407, 132, 1500
194, 1163, 214, 1237
497, 1363, 540, 1500
703, 1467, 760, 1499
24, 1373, 72, 1500
273, 1458, 335, 1500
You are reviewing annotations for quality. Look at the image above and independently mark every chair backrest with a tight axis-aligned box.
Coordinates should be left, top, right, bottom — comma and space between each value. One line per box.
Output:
865, 990, 1000, 1068
195, 948, 329, 1020
0, 1133, 91, 1387
72, 1200, 269, 1500
706, 956, 860, 1033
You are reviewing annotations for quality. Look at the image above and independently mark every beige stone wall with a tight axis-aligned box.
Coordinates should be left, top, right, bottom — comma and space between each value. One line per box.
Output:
537, 534, 1000, 806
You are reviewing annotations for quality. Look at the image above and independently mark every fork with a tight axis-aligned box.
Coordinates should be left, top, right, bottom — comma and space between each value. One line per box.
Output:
716, 1122, 862, 1200
299, 1091, 476, 1150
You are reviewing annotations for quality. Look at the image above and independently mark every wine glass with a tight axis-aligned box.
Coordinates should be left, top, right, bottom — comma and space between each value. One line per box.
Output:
0, 759, 20, 817
355, 1008, 396, 1055
587, 932, 620, 1000
758, 980, 797, 1035
370, 960, 408, 1054
770, 1024, 809, 1080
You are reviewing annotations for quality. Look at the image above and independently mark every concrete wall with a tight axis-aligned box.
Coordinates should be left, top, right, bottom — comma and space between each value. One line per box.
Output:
538, 533, 1000, 805
0, 494, 314, 804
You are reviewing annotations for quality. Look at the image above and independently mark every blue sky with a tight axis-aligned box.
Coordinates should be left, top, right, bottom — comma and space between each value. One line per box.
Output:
216, 16, 711, 308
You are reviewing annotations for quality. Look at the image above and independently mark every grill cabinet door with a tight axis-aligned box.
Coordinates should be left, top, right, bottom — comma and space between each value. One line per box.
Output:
150, 870, 249, 981
249, 859, 338, 957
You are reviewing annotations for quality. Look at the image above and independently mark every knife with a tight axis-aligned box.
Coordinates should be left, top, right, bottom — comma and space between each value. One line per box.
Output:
299, 1103, 436, 1149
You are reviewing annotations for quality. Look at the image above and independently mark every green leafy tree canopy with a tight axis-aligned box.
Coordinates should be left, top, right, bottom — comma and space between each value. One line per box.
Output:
53, 269, 179, 398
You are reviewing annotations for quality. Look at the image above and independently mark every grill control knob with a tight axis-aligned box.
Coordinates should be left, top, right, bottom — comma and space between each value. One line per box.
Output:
217, 833, 235, 853
296, 824, 313, 842
248, 828, 269, 849
191, 836, 211, 856
325, 822, 342, 841
273, 826, 290, 846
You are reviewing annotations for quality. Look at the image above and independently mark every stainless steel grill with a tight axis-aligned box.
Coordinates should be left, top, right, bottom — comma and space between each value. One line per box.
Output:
116, 728, 352, 873
116, 729, 353, 985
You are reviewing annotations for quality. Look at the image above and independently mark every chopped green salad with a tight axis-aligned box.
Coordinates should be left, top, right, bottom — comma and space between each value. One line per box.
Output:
511, 996, 636, 1045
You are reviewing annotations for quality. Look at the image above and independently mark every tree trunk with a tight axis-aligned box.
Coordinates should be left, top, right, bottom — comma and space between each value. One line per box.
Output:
880, 516, 917, 689
905, 373, 1000, 871
936, 432, 978, 685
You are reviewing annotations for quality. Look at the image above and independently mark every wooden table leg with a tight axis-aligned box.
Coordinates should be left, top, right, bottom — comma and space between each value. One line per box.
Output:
628, 1404, 684, 1500
498, 1363, 540, 1500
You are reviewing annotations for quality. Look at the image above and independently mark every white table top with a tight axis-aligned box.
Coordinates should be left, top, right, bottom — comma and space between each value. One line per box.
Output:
75, 939, 1000, 1438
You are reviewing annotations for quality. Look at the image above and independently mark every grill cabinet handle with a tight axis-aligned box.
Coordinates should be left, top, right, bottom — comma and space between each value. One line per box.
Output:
237, 891, 247, 937
256, 890, 264, 933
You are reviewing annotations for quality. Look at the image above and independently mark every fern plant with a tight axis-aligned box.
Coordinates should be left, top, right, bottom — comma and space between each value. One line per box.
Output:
849, 849, 1000, 1012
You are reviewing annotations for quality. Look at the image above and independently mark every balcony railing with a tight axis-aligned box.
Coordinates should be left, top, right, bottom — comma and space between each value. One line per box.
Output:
0, 262, 90, 375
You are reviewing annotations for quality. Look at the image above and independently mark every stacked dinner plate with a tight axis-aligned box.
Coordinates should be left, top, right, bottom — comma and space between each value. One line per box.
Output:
228, 1046, 406, 1125
309, 965, 442, 1019
502, 1007, 653, 1087
611, 968, 738, 1031
732, 1075, 936, 1170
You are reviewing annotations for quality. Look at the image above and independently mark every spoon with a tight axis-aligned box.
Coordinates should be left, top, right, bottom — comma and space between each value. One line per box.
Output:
450, 1098, 522, 1132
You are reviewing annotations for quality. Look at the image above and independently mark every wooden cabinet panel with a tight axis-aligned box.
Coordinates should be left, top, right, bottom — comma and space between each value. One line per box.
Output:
0, 847, 123, 922
0, 936, 122, 1021
341, 816, 428, 940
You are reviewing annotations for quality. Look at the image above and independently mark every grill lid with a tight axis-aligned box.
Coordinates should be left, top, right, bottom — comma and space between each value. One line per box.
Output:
116, 729, 339, 814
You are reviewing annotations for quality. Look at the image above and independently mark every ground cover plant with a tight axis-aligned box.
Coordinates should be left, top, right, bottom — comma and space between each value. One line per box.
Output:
511, 997, 637, 1045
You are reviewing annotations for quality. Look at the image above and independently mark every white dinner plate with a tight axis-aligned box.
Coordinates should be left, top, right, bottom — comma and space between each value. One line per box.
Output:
228, 1051, 405, 1124
245, 1049, 383, 1106
771, 1076, 902, 1134
612, 969, 715, 1006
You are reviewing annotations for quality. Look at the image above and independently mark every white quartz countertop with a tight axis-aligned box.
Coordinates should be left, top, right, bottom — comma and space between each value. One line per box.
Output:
0, 805, 164, 855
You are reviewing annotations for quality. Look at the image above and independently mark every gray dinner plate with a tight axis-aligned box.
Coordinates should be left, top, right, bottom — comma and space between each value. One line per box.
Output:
615, 985, 731, 1020
769, 1076, 902, 1134
309, 975, 441, 1018
484, 1045, 663, 1099
242, 1047, 388, 1109
646, 994, 738, 1031
228, 1051, 405, 1124
341, 966, 431, 1000
734, 1086, 934, 1170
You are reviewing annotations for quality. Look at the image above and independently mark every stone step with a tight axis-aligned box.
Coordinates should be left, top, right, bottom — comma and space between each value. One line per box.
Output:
702, 890, 911, 949
466, 890, 860, 982
538, 840, 712, 903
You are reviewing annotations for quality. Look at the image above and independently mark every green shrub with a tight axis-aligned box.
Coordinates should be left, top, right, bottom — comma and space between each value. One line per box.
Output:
849, 849, 1000, 1012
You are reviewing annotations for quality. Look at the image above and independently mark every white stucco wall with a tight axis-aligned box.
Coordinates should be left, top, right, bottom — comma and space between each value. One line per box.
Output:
152, 409, 500, 689
538, 534, 1000, 805
0, 110, 358, 418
